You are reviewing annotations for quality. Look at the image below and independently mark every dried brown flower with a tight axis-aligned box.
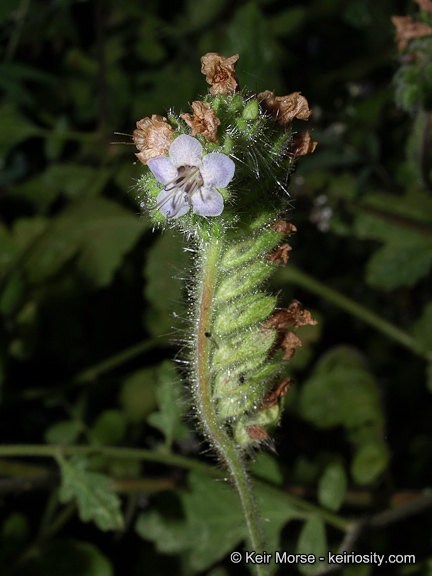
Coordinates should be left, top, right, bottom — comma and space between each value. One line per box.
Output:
180, 101, 221, 144
263, 301, 317, 360
280, 331, 302, 360
200, 53, 240, 95
391, 15, 432, 51
259, 378, 292, 412
245, 425, 269, 441
414, 0, 432, 13
292, 131, 318, 158
258, 90, 312, 127
271, 220, 297, 236
268, 243, 292, 265
133, 115, 174, 165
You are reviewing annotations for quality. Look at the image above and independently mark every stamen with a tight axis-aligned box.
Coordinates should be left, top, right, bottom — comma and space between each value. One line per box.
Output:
147, 166, 204, 217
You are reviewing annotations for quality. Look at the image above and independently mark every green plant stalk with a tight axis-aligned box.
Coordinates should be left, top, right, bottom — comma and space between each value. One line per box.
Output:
194, 226, 267, 575
278, 264, 432, 361
0, 444, 350, 531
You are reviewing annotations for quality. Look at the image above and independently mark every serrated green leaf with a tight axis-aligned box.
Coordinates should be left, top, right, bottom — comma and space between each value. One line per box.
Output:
299, 366, 382, 430
59, 457, 124, 531
296, 518, 327, 575
12, 163, 112, 210
44, 421, 83, 445
136, 472, 300, 572
351, 441, 389, 485
135, 509, 190, 555
146, 361, 189, 446
351, 187, 432, 290
366, 238, 432, 290
318, 463, 347, 512
24, 197, 146, 287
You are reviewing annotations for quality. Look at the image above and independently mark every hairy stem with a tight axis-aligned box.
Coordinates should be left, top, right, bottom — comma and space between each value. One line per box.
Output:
194, 224, 268, 576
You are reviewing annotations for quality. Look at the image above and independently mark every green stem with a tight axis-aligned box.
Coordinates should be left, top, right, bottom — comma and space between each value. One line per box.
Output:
277, 264, 432, 362
0, 444, 214, 476
0, 444, 350, 531
194, 226, 268, 576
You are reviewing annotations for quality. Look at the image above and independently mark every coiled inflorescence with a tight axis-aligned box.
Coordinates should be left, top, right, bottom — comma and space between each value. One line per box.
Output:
133, 53, 317, 448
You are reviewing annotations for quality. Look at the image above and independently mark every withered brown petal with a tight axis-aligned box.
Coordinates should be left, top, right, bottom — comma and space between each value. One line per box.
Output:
391, 15, 432, 51
287, 300, 318, 328
200, 53, 240, 95
180, 101, 220, 144
414, 0, 432, 12
280, 331, 302, 360
133, 115, 174, 165
245, 425, 268, 441
292, 131, 318, 158
271, 220, 297, 236
268, 243, 292, 265
259, 378, 292, 411
280, 332, 302, 360
259, 91, 312, 127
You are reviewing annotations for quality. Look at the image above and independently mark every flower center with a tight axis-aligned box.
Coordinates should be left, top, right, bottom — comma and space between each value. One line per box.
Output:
166, 165, 204, 200
151, 165, 205, 218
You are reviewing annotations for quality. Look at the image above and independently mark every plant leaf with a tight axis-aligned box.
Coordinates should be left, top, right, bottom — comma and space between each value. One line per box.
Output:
296, 518, 327, 575
146, 360, 190, 446
59, 457, 124, 531
318, 462, 347, 512
24, 197, 147, 287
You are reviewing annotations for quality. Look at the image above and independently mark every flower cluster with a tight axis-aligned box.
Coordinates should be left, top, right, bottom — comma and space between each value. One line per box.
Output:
132, 52, 316, 222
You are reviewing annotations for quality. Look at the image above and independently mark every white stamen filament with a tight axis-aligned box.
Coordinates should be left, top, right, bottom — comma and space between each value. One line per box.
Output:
149, 166, 203, 218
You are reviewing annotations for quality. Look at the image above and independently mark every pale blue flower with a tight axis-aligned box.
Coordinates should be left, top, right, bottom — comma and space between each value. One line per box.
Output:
147, 134, 235, 219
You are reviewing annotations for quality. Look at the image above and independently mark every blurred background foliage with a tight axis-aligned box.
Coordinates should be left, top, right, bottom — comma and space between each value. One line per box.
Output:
1, 0, 432, 575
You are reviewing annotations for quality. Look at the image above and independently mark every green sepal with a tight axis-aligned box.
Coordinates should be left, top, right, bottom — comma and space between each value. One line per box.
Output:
212, 327, 277, 368
220, 231, 282, 270
242, 100, 259, 120
213, 294, 276, 335
215, 260, 277, 302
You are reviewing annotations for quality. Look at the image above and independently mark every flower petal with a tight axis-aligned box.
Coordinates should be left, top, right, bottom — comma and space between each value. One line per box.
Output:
155, 188, 190, 219
201, 153, 235, 188
169, 135, 203, 168
147, 156, 177, 184
191, 186, 224, 216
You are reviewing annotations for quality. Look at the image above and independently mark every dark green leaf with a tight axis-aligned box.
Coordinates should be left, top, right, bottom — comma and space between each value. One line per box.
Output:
299, 367, 382, 430
144, 231, 189, 336
44, 421, 84, 445
24, 197, 147, 287
15, 539, 113, 576
90, 410, 127, 446
411, 302, 432, 355
119, 367, 158, 423
146, 360, 189, 446
59, 457, 124, 531
317, 463, 347, 512
0, 103, 43, 156
351, 441, 390, 485
296, 518, 327, 575
136, 472, 301, 572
